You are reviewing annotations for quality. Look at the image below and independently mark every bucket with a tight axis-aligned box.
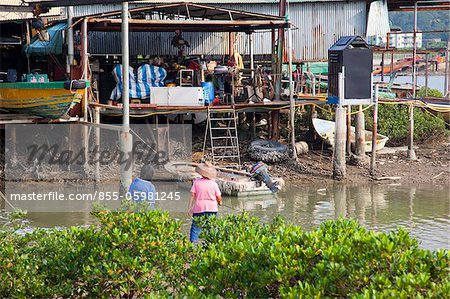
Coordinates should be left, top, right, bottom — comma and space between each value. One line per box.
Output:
201, 82, 214, 105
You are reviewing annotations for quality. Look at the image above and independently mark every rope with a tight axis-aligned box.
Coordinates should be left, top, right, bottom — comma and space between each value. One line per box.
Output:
102, 100, 449, 118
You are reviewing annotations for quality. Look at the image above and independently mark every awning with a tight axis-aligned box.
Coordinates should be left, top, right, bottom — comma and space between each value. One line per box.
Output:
85, 2, 289, 32
24, 22, 67, 56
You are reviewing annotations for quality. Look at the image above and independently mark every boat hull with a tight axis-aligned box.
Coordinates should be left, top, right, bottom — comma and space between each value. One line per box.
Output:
312, 118, 389, 152
0, 82, 86, 119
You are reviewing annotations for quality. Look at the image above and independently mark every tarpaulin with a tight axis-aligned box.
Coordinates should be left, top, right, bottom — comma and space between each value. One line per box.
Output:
24, 23, 68, 56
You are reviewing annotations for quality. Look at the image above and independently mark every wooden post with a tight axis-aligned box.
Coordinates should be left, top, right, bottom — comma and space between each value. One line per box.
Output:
334, 72, 346, 180
271, 110, 280, 141
119, 2, 133, 194
381, 52, 385, 82
334, 106, 347, 180
318, 71, 322, 94
94, 107, 100, 182
354, 105, 366, 156
0, 127, 4, 199
287, 21, 297, 159
271, 29, 277, 99
229, 32, 235, 59
82, 18, 89, 119
67, 6, 74, 76
412, 1, 418, 99
407, 101, 417, 160
275, 0, 286, 101
81, 18, 89, 175
408, 1, 418, 160
346, 105, 351, 155
425, 53, 429, 97
26, 21, 31, 74
249, 32, 254, 79
445, 42, 450, 98
312, 75, 316, 96
370, 85, 379, 174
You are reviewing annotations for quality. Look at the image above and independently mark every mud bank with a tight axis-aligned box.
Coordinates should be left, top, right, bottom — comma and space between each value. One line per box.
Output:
267, 141, 450, 187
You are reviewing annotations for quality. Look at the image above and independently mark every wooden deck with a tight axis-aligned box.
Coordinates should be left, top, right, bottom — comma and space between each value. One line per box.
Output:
91, 95, 327, 117
0, 112, 80, 124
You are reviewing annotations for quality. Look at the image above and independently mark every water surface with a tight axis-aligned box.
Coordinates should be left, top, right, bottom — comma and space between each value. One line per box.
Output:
1, 183, 449, 251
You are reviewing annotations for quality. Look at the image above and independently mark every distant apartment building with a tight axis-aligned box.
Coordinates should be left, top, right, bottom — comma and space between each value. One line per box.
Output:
389, 32, 423, 48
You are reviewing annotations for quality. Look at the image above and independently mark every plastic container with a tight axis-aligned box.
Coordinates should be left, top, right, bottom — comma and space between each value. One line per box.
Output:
201, 81, 214, 105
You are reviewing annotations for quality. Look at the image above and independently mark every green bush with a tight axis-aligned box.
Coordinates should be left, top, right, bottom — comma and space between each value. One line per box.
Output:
0, 211, 192, 298
417, 87, 443, 98
365, 104, 448, 145
1, 211, 449, 298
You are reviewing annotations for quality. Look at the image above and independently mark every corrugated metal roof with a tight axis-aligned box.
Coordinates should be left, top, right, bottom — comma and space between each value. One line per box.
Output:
215, 2, 368, 61
0, 0, 63, 22
87, 1, 368, 61
71, 0, 367, 17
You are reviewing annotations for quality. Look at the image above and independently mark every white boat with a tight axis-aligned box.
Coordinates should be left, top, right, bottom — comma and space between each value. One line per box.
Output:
164, 161, 284, 197
312, 118, 389, 152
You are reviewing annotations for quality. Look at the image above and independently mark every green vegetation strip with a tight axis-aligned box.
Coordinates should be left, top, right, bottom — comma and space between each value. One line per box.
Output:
1, 211, 449, 298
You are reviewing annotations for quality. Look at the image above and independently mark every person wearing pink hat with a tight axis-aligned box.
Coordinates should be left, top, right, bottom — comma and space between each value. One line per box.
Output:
188, 162, 222, 243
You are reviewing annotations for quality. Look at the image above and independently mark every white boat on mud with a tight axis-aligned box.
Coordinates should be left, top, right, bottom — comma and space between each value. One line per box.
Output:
164, 161, 284, 197
312, 118, 389, 152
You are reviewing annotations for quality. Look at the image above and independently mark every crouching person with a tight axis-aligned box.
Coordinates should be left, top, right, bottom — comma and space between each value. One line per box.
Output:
188, 163, 222, 243
128, 164, 156, 210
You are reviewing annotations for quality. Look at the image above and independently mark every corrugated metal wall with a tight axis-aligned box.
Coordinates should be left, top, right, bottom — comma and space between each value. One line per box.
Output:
86, 1, 368, 62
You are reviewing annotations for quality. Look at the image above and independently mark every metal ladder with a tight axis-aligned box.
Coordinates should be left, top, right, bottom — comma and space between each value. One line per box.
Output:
203, 107, 241, 168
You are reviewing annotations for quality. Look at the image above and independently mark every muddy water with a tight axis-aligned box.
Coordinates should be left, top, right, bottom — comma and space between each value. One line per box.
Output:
1, 183, 449, 250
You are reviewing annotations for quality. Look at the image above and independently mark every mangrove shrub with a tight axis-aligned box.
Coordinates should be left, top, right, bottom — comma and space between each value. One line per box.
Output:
0, 211, 449, 298
364, 104, 448, 145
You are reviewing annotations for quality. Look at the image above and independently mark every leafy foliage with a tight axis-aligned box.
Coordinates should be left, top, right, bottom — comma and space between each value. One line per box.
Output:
417, 86, 444, 98
293, 103, 447, 146
350, 104, 448, 146
364, 104, 448, 145
0, 211, 192, 298
1, 212, 449, 298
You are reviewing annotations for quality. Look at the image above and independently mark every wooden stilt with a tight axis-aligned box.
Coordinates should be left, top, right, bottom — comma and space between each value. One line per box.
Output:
346, 106, 351, 155
271, 110, 280, 141
354, 105, 366, 156
334, 106, 346, 180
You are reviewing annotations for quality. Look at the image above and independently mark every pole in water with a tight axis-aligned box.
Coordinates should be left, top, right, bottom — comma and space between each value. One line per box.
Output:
412, 0, 418, 99
333, 72, 346, 180
370, 85, 379, 174
408, 0, 418, 161
120, 2, 133, 194
354, 105, 366, 157
445, 41, 450, 98
287, 20, 297, 159
425, 52, 429, 97
346, 105, 351, 155
407, 101, 417, 160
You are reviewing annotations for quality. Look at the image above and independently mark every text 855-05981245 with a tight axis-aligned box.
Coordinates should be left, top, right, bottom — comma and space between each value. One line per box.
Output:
126, 192, 181, 201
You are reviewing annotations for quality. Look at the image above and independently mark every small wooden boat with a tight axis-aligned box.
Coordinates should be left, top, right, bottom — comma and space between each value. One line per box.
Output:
164, 161, 284, 197
0, 80, 89, 119
313, 118, 389, 152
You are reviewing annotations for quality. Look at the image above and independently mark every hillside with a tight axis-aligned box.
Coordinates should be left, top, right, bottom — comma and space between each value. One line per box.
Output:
389, 10, 450, 44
